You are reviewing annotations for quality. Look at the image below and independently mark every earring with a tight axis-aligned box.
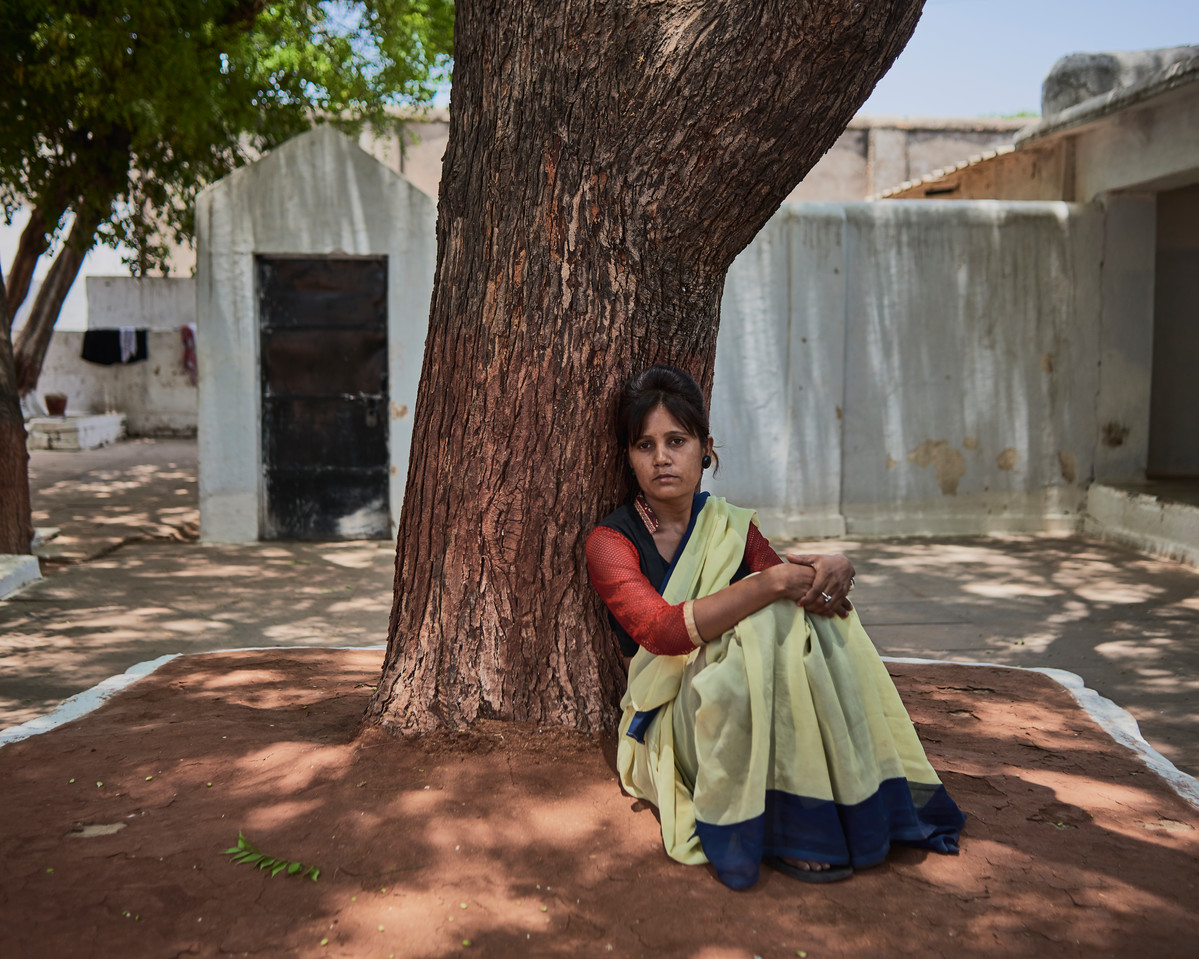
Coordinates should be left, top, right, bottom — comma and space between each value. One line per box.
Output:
702, 454, 712, 469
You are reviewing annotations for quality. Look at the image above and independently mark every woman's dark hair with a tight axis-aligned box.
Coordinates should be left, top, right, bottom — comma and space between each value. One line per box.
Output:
616, 364, 719, 470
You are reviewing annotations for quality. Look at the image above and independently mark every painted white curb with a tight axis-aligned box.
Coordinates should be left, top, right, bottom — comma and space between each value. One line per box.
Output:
0, 554, 42, 599
884, 656, 1199, 809
1, 646, 1195, 811
0, 645, 386, 748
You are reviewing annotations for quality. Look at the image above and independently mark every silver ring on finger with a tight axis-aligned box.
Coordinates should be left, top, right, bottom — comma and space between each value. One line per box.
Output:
820, 591, 833, 603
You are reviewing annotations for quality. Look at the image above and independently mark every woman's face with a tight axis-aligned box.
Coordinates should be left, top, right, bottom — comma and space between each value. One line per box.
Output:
628, 404, 712, 505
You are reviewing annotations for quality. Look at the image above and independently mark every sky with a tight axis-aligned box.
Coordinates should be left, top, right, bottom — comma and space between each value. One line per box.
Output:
860, 0, 1199, 117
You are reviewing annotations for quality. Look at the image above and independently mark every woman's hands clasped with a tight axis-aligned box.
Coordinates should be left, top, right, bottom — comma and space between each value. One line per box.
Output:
785, 552, 855, 618
693, 550, 857, 643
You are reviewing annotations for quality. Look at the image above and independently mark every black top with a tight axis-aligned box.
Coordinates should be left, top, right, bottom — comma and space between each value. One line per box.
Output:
596, 493, 749, 657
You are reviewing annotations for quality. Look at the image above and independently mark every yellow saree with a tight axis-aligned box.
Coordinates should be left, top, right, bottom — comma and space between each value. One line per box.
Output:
616, 495, 965, 889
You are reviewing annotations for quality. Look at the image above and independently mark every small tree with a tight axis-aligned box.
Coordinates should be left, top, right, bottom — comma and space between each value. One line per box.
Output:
0, 0, 452, 550
365, 0, 926, 734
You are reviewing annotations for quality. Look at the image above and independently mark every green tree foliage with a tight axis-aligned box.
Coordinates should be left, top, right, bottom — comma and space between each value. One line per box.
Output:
0, 0, 454, 275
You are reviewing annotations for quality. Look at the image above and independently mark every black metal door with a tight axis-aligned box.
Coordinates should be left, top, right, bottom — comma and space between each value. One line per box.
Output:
257, 256, 389, 540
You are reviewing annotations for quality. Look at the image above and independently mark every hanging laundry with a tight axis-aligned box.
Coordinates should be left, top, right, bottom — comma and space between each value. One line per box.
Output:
181, 324, 197, 386
81, 329, 148, 365
119, 327, 138, 363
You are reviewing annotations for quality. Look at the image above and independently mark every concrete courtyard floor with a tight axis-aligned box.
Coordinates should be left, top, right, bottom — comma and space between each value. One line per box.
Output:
2, 437, 1198, 779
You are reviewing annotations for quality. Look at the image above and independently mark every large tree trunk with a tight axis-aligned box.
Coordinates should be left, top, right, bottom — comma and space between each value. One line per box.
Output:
0, 263, 33, 554
5, 199, 68, 322
13, 211, 98, 396
366, 0, 924, 734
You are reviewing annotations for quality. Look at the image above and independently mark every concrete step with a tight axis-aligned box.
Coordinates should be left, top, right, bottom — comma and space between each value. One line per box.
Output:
1084, 482, 1199, 568
26, 413, 126, 451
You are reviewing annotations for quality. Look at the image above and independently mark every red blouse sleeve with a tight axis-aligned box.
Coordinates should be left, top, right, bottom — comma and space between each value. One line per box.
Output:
746, 521, 784, 572
585, 526, 697, 657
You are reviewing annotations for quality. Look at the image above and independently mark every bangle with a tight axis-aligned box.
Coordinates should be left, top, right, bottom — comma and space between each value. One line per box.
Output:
683, 599, 705, 646
849, 576, 856, 591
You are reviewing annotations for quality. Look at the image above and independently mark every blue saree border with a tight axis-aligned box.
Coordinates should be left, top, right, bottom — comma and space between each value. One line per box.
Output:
659, 492, 709, 592
626, 492, 711, 744
626, 709, 657, 743
693, 779, 967, 890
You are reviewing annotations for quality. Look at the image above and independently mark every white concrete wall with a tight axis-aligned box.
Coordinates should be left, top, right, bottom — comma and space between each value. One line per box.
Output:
85, 276, 196, 331
711, 204, 848, 536
30, 277, 199, 435
710, 200, 1132, 538
195, 125, 437, 542
360, 116, 451, 201
1085, 483, 1199, 568
1073, 82, 1199, 199
35, 331, 197, 436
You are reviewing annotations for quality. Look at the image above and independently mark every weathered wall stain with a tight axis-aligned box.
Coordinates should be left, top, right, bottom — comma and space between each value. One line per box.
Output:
1058, 450, 1077, 483
1102, 421, 1130, 448
996, 447, 1019, 471
908, 439, 966, 495
707, 197, 1148, 538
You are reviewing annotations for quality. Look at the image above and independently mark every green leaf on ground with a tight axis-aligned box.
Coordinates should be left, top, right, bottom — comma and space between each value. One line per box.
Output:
222, 831, 320, 882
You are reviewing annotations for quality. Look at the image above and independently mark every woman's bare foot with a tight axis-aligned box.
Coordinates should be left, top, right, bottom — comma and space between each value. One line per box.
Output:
765, 855, 854, 884
779, 856, 833, 873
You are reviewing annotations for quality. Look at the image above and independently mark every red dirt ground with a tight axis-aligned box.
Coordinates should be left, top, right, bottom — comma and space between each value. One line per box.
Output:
1, 649, 1196, 959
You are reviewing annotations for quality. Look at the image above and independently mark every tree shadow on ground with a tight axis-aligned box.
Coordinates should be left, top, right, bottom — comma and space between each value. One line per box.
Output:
0, 540, 395, 727
31, 444, 202, 565
781, 534, 1199, 777
0, 650, 1195, 959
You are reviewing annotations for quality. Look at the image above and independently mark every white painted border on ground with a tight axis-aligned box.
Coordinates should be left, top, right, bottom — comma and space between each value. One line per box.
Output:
885, 656, 1199, 808
0, 554, 42, 599
0, 645, 386, 747
1, 647, 1195, 811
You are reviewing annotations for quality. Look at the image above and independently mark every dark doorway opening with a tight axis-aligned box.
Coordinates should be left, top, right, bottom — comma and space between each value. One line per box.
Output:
1147, 184, 1199, 479
257, 256, 390, 540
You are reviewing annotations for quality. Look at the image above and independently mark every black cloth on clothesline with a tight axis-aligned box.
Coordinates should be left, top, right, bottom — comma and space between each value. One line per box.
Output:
81, 329, 148, 365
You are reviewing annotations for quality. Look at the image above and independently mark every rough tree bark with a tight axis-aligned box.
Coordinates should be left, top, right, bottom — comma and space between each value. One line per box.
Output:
13, 211, 98, 396
365, 0, 925, 734
0, 262, 33, 554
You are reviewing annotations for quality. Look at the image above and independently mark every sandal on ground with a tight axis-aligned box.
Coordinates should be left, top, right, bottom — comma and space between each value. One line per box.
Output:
764, 856, 853, 884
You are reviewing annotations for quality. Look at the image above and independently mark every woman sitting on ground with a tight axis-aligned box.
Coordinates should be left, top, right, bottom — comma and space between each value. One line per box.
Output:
585, 364, 965, 889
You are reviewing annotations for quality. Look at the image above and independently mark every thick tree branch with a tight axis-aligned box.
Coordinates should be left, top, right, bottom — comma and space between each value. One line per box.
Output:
0, 261, 33, 554
5, 197, 69, 325
13, 210, 99, 395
